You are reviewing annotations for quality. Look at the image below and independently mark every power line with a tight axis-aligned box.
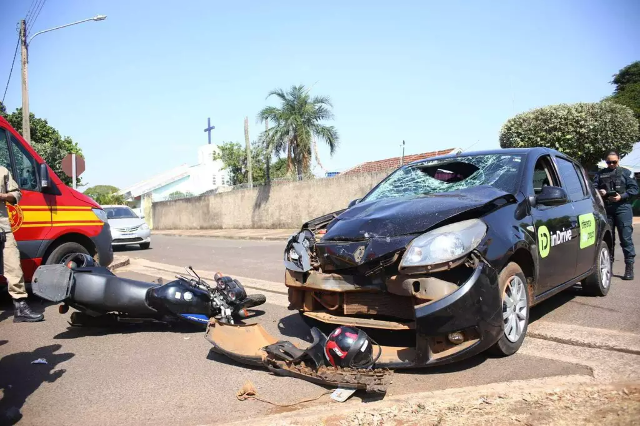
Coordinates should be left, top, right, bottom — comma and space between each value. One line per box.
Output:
2, 35, 20, 104
27, 0, 47, 34
26, 0, 43, 30
24, 0, 38, 23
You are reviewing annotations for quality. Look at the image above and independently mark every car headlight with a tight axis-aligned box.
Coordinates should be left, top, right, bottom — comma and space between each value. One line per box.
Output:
92, 208, 108, 223
140, 223, 149, 231
400, 219, 487, 268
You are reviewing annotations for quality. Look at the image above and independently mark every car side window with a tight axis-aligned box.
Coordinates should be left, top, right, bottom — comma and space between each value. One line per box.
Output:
556, 157, 586, 202
0, 129, 12, 170
532, 155, 560, 195
9, 134, 38, 191
572, 163, 588, 197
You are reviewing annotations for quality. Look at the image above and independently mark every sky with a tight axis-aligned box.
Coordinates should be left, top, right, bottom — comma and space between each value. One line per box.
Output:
1, 0, 639, 190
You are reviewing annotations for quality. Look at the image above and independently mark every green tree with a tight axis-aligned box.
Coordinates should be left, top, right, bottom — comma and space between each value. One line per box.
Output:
608, 61, 640, 122
500, 102, 640, 170
84, 185, 126, 205
258, 85, 339, 180
1, 104, 83, 186
213, 141, 290, 186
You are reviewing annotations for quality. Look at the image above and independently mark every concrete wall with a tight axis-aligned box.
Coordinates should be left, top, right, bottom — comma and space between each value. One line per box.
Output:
152, 171, 390, 230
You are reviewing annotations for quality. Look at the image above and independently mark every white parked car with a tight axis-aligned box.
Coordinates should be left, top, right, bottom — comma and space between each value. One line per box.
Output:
103, 205, 151, 249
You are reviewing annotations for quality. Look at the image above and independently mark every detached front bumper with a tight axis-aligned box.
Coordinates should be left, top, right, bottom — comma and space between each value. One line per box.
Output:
287, 260, 503, 368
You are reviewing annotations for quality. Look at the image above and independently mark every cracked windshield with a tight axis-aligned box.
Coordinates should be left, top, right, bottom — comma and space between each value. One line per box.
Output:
363, 154, 523, 202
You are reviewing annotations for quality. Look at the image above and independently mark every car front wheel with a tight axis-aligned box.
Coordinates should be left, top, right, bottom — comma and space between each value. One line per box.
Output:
490, 262, 530, 357
582, 240, 611, 297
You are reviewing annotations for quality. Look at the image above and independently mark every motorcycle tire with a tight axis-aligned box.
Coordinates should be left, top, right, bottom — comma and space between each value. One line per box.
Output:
242, 294, 267, 309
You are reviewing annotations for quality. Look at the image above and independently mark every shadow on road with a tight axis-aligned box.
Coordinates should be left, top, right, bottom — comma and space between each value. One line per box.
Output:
113, 245, 153, 253
0, 344, 74, 425
529, 288, 579, 323
206, 349, 266, 372
53, 321, 202, 340
277, 313, 315, 343
0, 340, 7, 347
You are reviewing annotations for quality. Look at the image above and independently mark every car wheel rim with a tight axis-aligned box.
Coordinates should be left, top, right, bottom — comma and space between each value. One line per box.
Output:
600, 247, 611, 289
502, 275, 528, 343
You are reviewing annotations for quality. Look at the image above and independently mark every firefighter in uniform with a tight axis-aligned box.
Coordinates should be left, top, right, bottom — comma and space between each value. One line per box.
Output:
593, 152, 639, 280
1, 166, 44, 322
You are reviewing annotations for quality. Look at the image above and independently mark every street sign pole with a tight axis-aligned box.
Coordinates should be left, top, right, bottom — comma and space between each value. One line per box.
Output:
72, 153, 77, 189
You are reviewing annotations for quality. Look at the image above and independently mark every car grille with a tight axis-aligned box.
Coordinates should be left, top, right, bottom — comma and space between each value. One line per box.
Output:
113, 237, 144, 243
116, 226, 141, 233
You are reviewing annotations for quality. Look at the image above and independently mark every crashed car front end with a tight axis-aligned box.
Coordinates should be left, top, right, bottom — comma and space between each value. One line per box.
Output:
284, 194, 516, 368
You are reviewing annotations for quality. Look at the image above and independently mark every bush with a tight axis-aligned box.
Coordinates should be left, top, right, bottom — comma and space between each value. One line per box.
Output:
499, 102, 640, 169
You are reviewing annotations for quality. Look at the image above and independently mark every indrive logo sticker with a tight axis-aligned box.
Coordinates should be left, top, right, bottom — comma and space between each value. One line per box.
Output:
538, 225, 550, 258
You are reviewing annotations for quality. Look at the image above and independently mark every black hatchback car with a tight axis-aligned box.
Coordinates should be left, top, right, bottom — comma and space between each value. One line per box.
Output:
284, 148, 612, 367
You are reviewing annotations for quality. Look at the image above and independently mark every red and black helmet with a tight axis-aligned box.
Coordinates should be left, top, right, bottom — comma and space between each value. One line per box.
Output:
324, 326, 378, 369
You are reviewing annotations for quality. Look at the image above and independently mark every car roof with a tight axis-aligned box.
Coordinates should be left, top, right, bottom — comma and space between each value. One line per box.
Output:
408, 147, 567, 166
101, 205, 131, 208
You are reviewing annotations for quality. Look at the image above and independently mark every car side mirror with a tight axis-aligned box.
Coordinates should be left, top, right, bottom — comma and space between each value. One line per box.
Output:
535, 186, 568, 206
348, 198, 361, 208
39, 164, 50, 190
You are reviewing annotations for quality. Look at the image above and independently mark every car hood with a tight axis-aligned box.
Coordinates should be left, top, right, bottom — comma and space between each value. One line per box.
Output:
108, 218, 145, 229
312, 185, 514, 272
323, 185, 514, 241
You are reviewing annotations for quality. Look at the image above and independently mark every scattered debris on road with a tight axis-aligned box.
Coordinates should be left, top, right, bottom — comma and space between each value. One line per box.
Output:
237, 380, 331, 407
30, 358, 48, 365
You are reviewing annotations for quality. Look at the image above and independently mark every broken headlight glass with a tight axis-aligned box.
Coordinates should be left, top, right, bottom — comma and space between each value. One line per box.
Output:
284, 230, 316, 272
400, 219, 487, 268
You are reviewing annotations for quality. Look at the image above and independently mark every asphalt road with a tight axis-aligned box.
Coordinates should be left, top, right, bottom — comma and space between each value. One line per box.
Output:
1, 232, 639, 425
115, 236, 286, 283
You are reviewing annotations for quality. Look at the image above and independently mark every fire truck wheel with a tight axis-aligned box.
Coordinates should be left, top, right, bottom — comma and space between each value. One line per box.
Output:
46, 242, 90, 265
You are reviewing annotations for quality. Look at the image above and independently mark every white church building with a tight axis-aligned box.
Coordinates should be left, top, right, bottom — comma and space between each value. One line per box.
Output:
119, 144, 231, 215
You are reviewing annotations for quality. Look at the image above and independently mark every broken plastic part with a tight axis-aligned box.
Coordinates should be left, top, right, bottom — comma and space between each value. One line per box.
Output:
206, 320, 394, 392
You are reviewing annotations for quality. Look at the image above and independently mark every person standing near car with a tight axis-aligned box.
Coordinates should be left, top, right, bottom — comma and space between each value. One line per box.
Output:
593, 152, 638, 280
0, 166, 44, 322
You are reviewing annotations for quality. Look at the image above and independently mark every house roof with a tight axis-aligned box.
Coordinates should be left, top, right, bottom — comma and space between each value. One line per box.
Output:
119, 164, 190, 199
341, 148, 462, 175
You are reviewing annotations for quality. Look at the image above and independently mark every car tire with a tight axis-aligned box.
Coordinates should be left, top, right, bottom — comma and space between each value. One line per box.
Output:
45, 242, 90, 265
490, 262, 530, 357
139, 242, 151, 250
582, 240, 612, 297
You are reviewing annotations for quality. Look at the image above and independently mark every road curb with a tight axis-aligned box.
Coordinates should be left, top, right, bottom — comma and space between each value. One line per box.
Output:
152, 232, 292, 241
222, 375, 606, 426
108, 256, 130, 271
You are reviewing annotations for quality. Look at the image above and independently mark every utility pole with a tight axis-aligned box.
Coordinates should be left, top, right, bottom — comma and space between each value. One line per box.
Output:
245, 117, 253, 189
18, 15, 107, 146
400, 140, 405, 166
72, 153, 77, 189
265, 119, 270, 184
20, 20, 31, 144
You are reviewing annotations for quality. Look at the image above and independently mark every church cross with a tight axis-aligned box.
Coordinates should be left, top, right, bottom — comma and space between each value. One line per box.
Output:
204, 117, 215, 144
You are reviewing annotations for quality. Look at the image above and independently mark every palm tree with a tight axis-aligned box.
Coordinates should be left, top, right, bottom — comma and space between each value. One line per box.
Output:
258, 85, 339, 180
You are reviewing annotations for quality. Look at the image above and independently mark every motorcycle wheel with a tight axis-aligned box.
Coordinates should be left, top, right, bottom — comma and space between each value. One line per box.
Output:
242, 294, 267, 309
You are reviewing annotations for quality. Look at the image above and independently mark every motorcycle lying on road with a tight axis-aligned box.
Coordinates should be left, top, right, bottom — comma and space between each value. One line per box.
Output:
32, 253, 266, 327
